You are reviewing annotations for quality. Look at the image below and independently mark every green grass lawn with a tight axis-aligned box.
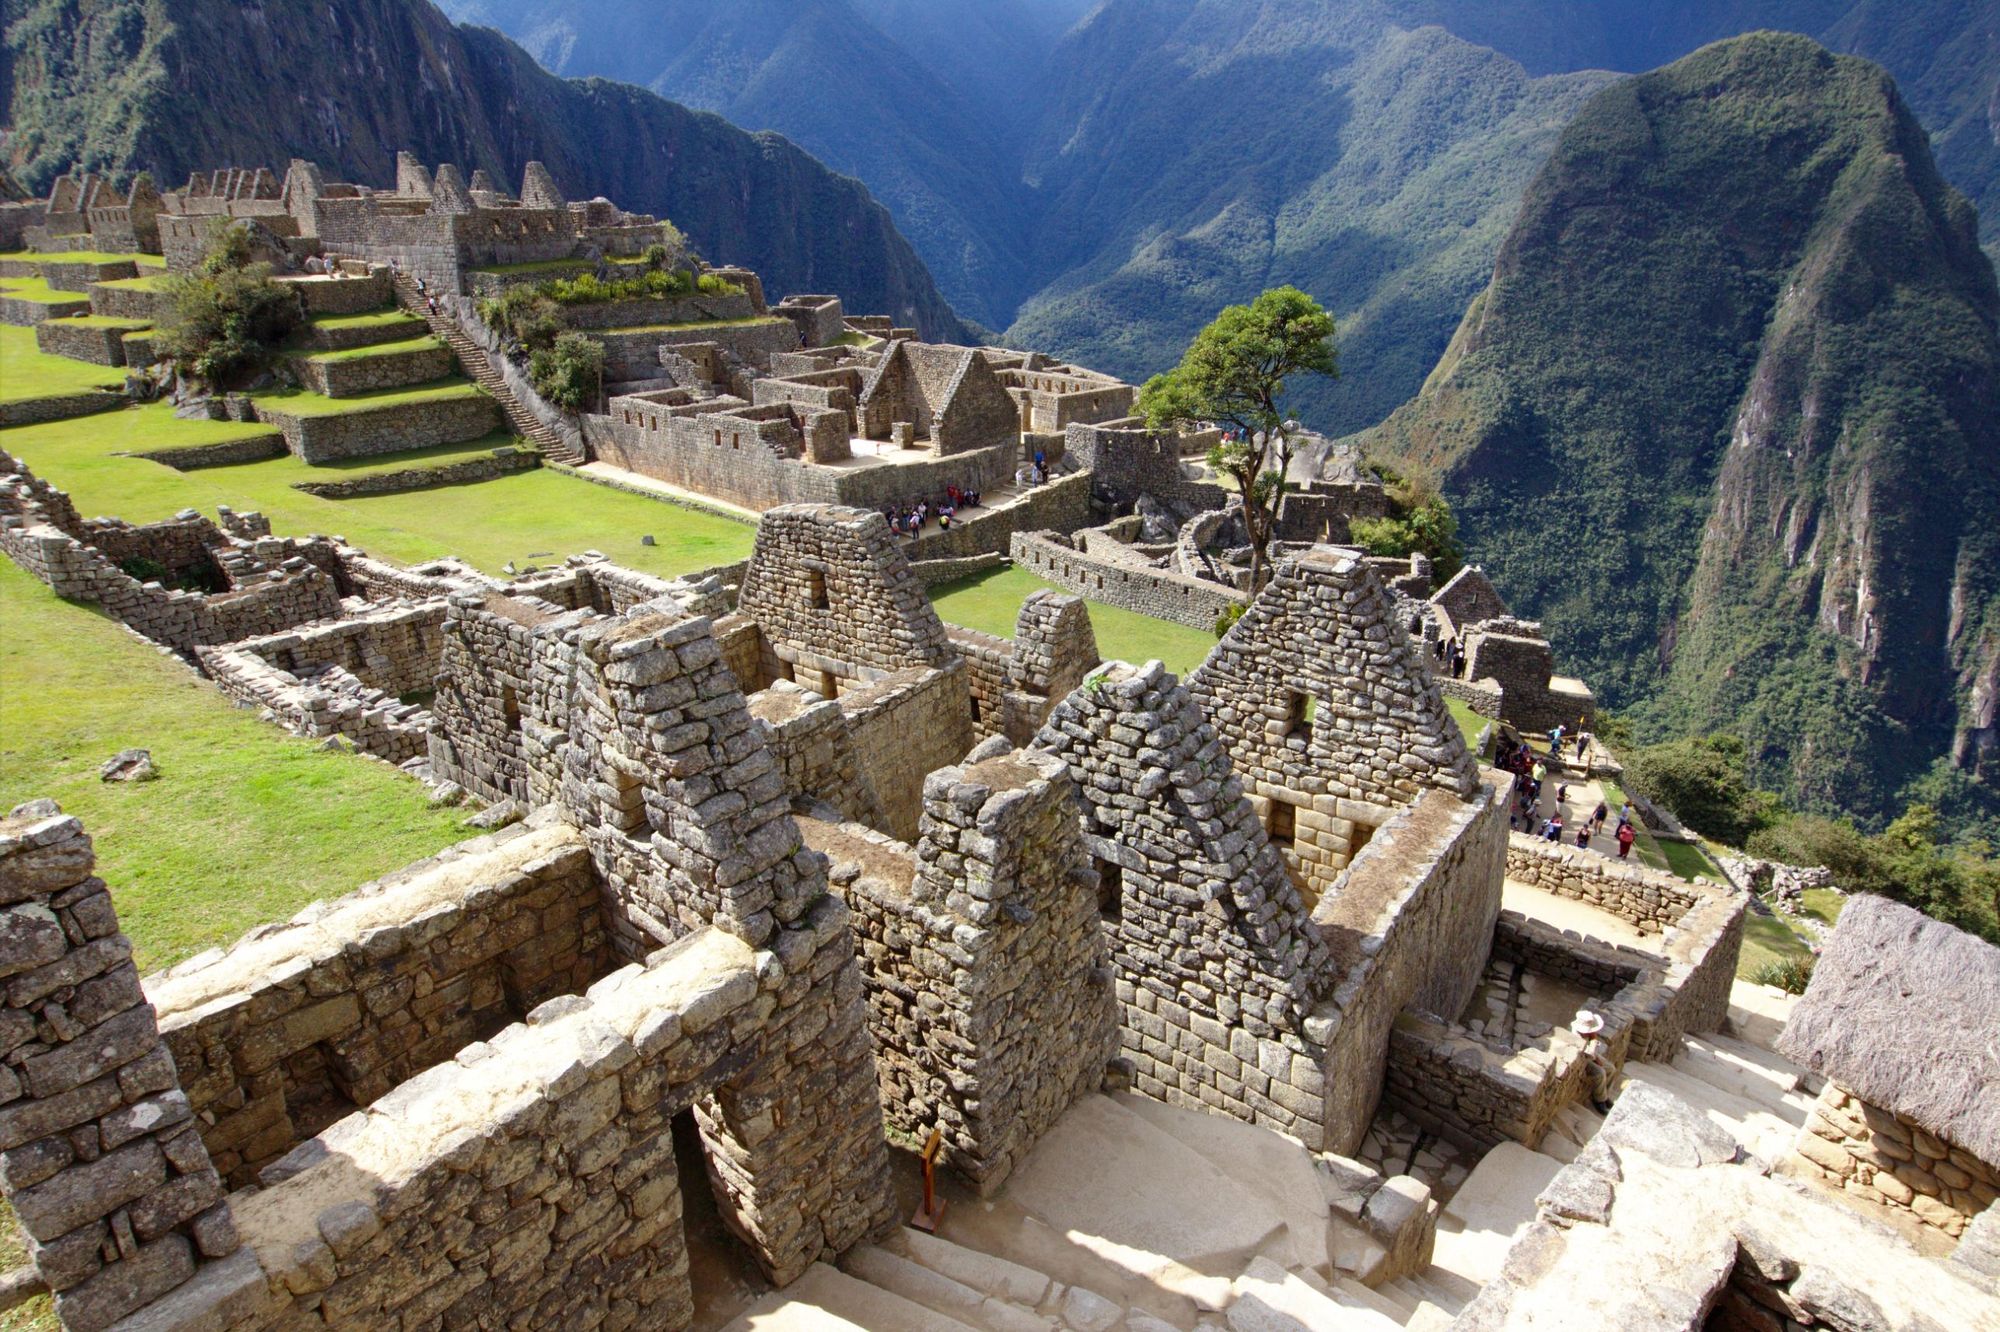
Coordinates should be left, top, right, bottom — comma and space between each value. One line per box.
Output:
300, 334, 447, 363
250, 377, 484, 416
0, 249, 163, 268
90, 273, 174, 293
929, 565, 1218, 678
0, 558, 474, 973
597, 315, 789, 334
1445, 697, 1490, 749
3, 401, 755, 577
1797, 887, 1846, 929
0, 324, 125, 402
1739, 907, 1814, 979
304, 310, 426, 335
0, 276, 91, 303
43, 314, 150, 331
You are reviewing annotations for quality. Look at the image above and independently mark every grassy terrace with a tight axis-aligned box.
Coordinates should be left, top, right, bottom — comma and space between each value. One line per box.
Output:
601, 314, 786, 334
306, 310, 426, 334
0, 556, 472, 972
42, 314, 150, 330
470, 256, 651, 276
91, 272, 175, 293
0, 325, 124, 401
0, 276, 91, 303
930, 564, 1218, 678
3, 400, 755, 577
250, 377, 485, 416
0, 249, 164, 268
299, 333, 447, 363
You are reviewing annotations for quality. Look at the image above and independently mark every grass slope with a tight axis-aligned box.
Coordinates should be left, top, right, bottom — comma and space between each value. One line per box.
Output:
0, 558, 472, 973
3, 401, 756, 577
929, 565, 1217, 678
0, 325, 124, 402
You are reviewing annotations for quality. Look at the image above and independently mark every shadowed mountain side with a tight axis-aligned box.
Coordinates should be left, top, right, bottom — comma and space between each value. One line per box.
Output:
3, 0, 971, 341
1361, 33, 2000, 831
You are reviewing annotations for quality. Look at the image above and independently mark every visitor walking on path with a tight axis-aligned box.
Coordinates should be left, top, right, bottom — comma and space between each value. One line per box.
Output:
1573, 1012, 1617, 1114
1616, 822, 1636, 859
1590, 801, 1608, 835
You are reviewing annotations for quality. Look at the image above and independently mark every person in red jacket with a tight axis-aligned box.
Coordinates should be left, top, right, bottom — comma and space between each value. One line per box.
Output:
1616, 822, 1637, 859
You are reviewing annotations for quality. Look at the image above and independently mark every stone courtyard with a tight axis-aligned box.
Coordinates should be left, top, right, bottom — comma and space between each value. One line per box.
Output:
0, 154, 1994, 1332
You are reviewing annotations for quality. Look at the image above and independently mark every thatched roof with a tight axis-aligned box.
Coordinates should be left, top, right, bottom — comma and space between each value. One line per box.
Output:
1778, 895, 2000, 1164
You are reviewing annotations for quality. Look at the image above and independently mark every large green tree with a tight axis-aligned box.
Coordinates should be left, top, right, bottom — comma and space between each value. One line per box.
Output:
1137, 286, 1337, 592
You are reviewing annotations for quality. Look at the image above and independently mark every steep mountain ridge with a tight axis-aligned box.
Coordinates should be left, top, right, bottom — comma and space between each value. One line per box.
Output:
1363, 33, 2000, 828
3, 0, 970, 340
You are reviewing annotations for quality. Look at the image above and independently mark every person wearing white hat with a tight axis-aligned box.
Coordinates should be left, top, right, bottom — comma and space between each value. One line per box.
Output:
1573, 1010, 1616, 1114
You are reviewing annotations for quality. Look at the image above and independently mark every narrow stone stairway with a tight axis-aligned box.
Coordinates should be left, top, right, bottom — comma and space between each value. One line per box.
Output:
389, 271, 586, 464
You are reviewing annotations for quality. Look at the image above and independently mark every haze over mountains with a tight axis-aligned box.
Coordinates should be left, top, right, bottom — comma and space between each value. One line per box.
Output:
445, 0, 1998, 434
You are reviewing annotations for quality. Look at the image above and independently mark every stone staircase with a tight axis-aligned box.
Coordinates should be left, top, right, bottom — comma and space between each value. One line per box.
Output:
389, 271, 585, 465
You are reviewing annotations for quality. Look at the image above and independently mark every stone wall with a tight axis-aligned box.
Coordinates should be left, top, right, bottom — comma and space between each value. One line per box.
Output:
736, 504, 957, 684
1792, 1083, 1999, 1241
260, 394, 500, 464
131, 435, 289, 471
34, 319, 142, 367
0, 392, 123, 428
289, 446, 537, 497
1503, 835, 1699, 934
1384, 1009, 1606, 1153
749, 681, 885, 829
292, 340, 455, 397
147, 822, 608, 1187
837, 664, 976, 842
210, 599, 447, 699
835, 746, 1117, 1190
0, 803, 240, 1332
1311, 782, 1510, 1150
1190, 549, 1479, 899
1011, 529, 1243, 630
197, 648, 434, 762
1036, 661, 1345, 1147
945, 625, 1015, 740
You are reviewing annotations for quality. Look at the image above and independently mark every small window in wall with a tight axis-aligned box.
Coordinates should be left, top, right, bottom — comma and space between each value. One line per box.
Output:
969, 695, 982, 725
500, 683, 523, 732
1285, 689, 1314, 739
1094, 858, 1123, 921
808, 569, 829, 610
1267, 799, 1296, 847
1349, 820, 1376, 862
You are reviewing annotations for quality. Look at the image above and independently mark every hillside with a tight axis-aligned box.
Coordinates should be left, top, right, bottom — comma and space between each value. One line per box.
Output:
437, 0, 1998, 436
1362, 33, 2000, 832
2, 0, 971, 341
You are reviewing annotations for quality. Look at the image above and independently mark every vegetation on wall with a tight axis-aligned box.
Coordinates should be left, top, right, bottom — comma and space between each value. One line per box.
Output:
526, 332, 604, 414
1351, 459, 1463, 579
153, 227, 303, 387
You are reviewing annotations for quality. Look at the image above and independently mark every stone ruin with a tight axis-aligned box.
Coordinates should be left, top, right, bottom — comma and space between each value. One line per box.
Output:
10, 464, 2000, 1327
1424, 567, 1596, 735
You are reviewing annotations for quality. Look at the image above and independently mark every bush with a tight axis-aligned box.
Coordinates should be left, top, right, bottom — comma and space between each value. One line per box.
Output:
1748, 806, 2000, 944
641, 243, 668, 271
1621, 733, 1784, 845
538, 267, 743, 307
1751, 956, 1816, 994
478, 287, 567, 352
152, 228, 302, 387
1213, 603, 1247, 638
527, 332, 604, 413
1348, 465, 1463, 578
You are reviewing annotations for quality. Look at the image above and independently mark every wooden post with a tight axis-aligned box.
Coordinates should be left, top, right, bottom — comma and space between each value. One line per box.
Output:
911, 1128, 946, 1233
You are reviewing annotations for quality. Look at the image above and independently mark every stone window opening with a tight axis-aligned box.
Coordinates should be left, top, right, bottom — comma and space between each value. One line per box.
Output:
1285, 689, 1315, 740
1094, 857, 1123, 921
1267, 798, 1297, 848
501, 682, 523, 732
807, 569, 829, 610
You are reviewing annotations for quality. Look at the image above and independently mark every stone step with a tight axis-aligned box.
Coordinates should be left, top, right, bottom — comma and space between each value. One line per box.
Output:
722, 1261, 985, 1332
1331, 1274, 1419, 1323
884, 1228, 1057, 1309
931, 1196, 1203, 1330
1115, 1093, 1331, 1273
1383, 1268, 1482, 1319
1681, 1032, 1812, 1096
1619, 1062, 1808, 1163
1431, 1142, 1563, 1289
1227, 1257, 1403, 1331
842, 1243, 1056, 1332
1000, 1093, 1292, 1295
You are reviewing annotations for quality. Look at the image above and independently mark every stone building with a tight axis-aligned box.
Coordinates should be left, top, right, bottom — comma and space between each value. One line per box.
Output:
1779, 894, 2000, 1244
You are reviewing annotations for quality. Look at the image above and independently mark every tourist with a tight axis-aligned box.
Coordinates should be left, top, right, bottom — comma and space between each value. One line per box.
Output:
967, 490, 979, 507
1615, 822, 1636, 859
939, 510, 952, 531
1574, 728, 1590, 762
1575, 823, 1590, 849
1532, 759, 1547, 786
1034, 447, 1046, 475
1556, 782, 1569, 807
1550, 722, 1565, 753
1545, 813, 1564, 843
1572, 1012, 1616, 1114
1590, 801, 1608, 835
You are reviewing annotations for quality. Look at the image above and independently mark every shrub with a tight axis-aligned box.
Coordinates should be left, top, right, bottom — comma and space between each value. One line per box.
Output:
1751, 956, 1816, 994
538, 267, 744, 307
1213, 603, 1247, 638
1347, 472, 1463, 579
641, 243, 668, 271
479, 287, 567, 352
1621, 733, 1784, 845
528, 332, 604, 413
153, 228, 302, 387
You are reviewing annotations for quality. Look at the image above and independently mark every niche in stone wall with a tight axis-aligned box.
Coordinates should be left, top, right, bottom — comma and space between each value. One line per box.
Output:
1094, 857, 1123, 921
1268, 799, 1297, 848
1285, 689, 1314, 740
808, 568, 829, 610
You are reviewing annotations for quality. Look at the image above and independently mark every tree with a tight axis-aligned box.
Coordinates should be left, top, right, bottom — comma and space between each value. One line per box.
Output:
153, 226, 302, 386
1138, 286, 1338, 591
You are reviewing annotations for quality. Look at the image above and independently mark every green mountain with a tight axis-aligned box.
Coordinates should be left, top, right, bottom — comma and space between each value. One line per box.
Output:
1362, 33, 2000, 831
2, 0, 971, 340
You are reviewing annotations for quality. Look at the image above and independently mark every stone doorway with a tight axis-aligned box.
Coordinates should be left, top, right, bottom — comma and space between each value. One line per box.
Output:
676, 1107, 773, 1331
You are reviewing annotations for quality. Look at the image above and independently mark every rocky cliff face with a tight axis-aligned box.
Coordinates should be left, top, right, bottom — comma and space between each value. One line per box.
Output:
1364, 34, 2000, 826
3, 0, 970, 340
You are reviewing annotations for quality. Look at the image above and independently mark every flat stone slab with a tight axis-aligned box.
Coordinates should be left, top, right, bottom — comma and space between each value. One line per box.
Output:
1000, 1093, 1287, 1277
1432, 1142, 1564, 1286
723, 1262, 983, 1332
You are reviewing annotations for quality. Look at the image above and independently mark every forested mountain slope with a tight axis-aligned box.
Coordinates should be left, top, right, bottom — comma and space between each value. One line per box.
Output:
3, 0, 970, 340
1362, 33, 2000, 830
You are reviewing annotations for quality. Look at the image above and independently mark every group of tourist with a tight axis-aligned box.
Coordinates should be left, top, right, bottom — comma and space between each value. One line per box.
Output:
1432, 633, 1468, 678
883, 485, 981, 539
302, 254, 352, 279
1495, 726, 1637, 859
